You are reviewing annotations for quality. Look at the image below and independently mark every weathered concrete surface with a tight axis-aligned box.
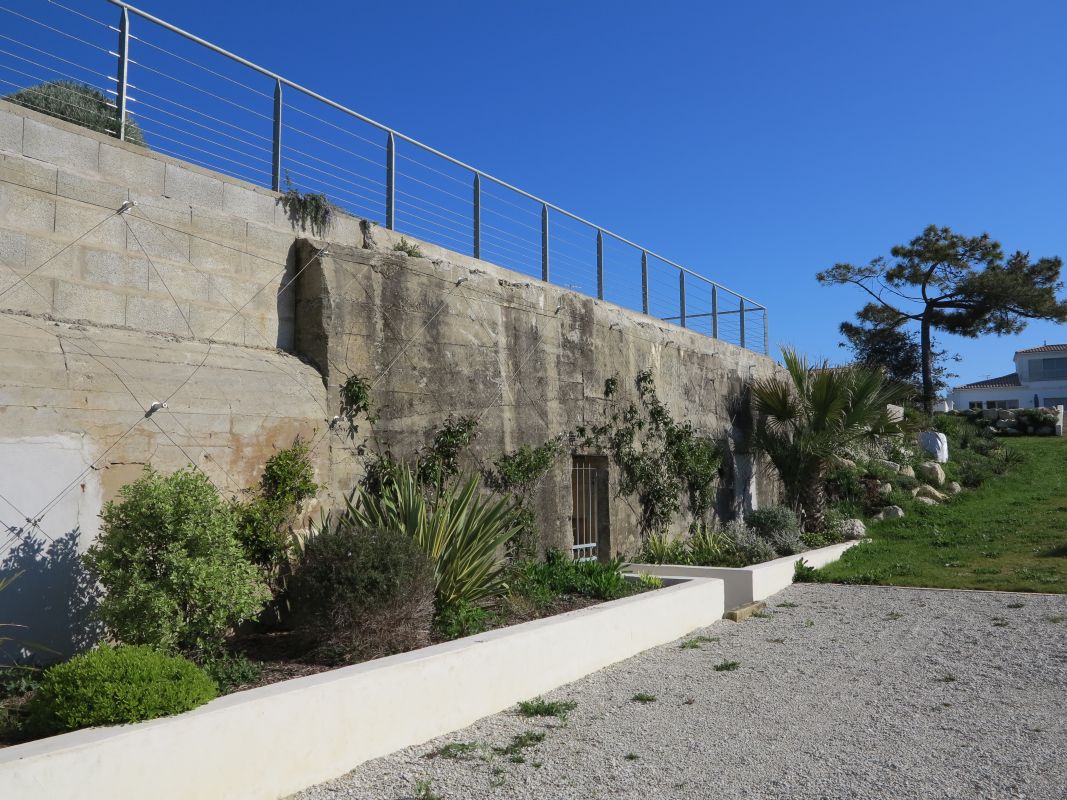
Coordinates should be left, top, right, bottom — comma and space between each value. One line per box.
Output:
0, 99, 781, 657
295, 239, 782, 556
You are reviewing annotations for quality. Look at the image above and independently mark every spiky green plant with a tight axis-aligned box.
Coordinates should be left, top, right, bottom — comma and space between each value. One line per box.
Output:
338, 465, 521, 609
750, 348, 911, 531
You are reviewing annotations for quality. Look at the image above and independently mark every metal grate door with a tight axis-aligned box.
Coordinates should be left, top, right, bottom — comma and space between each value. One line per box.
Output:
571, 455, 609, 561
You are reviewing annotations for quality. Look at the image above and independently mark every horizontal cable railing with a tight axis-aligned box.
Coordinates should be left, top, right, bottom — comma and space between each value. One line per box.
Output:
0, 0, 769, 354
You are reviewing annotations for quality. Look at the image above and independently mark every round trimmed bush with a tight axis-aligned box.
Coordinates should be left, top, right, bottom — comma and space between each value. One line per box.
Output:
26, 646, 216, 735
288, 524, 434, 662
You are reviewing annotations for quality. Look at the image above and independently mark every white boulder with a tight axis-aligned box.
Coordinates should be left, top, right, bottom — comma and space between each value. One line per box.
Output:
918, 431, 949, 463
916, 461, 946, 487
841, 519, 867, 540
874, 505, 905, 521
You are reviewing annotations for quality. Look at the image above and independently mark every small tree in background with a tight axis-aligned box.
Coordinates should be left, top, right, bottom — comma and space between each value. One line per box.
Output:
839, 320, 956, 400
818, 225, 1067, 412
4, 80, 146, 146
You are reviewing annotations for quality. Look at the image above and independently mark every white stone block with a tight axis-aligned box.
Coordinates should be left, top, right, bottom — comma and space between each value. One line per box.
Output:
918, 430, 949, 463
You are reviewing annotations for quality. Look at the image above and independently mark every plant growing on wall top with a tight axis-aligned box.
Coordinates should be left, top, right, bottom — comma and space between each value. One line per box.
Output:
280, 173, 335, 237
392, 237, 424, 258
580, 370, 722, 536
4, 80, 147, 146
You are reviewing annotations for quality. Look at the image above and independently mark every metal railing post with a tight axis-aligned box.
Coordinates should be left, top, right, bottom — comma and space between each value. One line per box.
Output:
386, 132, 396, 230
271, 79, 282, 191
473, 174, 481, 259
596, 230, 604, 300
739, 298, 746, 349
763, 311, 769, 355
541, 203, 549, 282
711, 286, 719, 339
115, 7, 130, 141
678, 271, 686, 328
641, 251, 649, 314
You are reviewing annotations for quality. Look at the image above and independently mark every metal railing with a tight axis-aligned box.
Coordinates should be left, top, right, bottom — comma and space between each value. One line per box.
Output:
0, 0, 768, 353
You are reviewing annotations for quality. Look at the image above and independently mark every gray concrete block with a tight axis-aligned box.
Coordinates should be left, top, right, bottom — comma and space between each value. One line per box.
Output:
0, 183, 56, 235
163, 163, 223, 210
98, 142, 166, 195
190, 208, 247, 247
124, 293, 195, 337
223, 183, 278, 226
54, 201, 126, 250
23, 233, 78, 280
147, 260, 212, 302
187, 304, 243, 346
0, 230, 27, 273
0, 274, 52, 314
123, 211, 190, 264
0, 153, 57, 193
56, 170, 128, 210
23, 118, 100, 174
0, 106, 22, 153
82, 249, 149, 290
52, 279, 127, 326
188, 234, 250, 276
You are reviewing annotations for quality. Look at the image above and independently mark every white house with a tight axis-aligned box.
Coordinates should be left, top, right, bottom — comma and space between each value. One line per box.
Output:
950, 344, 1067, 410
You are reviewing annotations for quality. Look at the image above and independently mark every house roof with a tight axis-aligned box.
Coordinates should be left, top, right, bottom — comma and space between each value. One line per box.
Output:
956, 371, 1022, 390
1016, 343, 1067, 354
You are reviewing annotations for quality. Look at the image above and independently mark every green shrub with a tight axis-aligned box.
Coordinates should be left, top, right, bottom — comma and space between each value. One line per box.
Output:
687, 524, 736, 566
508, 550, 634, 606
4, 80, 146, 146
793, 558, 825, 583
234, 440, 320, 582
83, 467, 270, 657
25, 646, 215, 735
746, 506, 801, 538
342, 465, 520, 609
433, 600, 491, 639
824, 465, 865, 505
725, 520, 778, 565
289, 523, 434, 660
202, 653, 262, 694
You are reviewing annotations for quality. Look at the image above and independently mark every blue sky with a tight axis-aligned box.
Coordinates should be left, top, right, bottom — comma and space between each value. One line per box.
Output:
11, 0, 1067, 386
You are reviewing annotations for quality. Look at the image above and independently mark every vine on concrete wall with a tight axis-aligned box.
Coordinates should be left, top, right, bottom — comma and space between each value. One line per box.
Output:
578, 370, 722, 537
280, 173, 335, 237
483, 439, 565, 557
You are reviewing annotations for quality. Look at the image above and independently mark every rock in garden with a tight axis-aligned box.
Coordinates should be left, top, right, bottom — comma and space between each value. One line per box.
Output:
915, 496, 938, 506
918, 431, 949, 463
841, 519, 867, 539
916, 461, 945, 487
944, 481, 962, 495
898, 465, 916, 478
874, 505, 905, 521
878, 482, 893, 496
912, 485, 945, 502
873, 459, 900, 473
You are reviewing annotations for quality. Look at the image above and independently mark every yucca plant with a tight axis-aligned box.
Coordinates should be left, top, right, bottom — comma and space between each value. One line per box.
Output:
339, 465, 521, 609
750, 347, 912, 532
640, 532, 689, 565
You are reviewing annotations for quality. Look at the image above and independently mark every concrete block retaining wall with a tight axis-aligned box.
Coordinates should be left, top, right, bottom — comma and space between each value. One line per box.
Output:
0, 576, 724, 800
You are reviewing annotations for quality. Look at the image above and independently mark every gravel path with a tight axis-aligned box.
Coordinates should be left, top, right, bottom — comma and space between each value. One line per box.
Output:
294, 585, 1067, 800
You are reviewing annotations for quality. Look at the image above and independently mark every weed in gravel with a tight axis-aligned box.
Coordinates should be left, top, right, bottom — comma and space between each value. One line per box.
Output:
768, 637, 786, 644
631, 692, 656, 704
532, 761, 542, 768
936, 673, 957, 683
414, 779, 441, 800
624, 752, 640, 761
714, 660, 740, 672
885, 611, 904, 620
680, 635, 718, 649
493, 731, 545, 758
489, 767, 506, 788
517, 698, 577, 721
426, 741, 480, 760
751, 609, 772, 619
992, 618, 1009, 627
683, 697, 695, 705
776, 601, 800, 608
803, 619, 815, 627
1006, 602, 1025, 609
1046, 615, 1066, 623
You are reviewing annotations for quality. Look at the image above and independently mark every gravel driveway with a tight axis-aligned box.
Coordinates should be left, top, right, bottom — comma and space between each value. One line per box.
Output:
294, 585, 1067, 800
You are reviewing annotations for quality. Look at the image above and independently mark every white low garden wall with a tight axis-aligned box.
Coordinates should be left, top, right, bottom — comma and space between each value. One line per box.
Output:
0, 576, 724, 800
631, 540, 860, 611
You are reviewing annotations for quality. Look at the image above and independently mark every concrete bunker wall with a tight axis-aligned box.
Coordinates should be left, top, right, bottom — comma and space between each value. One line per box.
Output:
0, 99, 780, 657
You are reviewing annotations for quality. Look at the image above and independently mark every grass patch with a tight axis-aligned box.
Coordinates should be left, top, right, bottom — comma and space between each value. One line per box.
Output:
517, 698, 577, 721
714, 660, 740, 671
813, 439, 1067, 592
631, 692, 656, 704
414, 779, 442, 800
776, 601, 800, 608
492, 730, 545, 758
679, 635, 718, 649
426, 741, 480, 760
624, 752, 640, 761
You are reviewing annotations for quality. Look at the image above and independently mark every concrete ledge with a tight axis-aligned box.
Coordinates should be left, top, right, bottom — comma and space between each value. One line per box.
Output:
631, 540, 860, 611
0, 576, 724, 800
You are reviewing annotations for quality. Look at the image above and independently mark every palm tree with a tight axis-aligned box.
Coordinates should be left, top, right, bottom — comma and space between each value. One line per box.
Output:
750, 347, 912, 532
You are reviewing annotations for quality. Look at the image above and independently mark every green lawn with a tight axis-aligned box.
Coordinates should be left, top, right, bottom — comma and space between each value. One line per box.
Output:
814, 437, 1067, 592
